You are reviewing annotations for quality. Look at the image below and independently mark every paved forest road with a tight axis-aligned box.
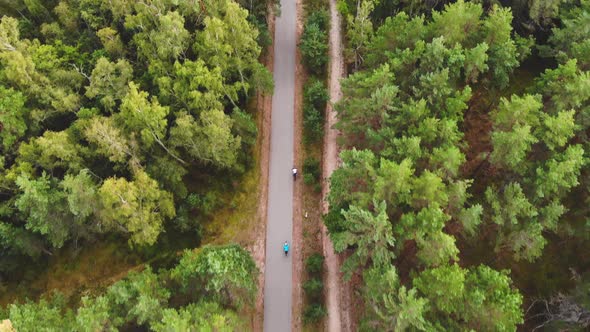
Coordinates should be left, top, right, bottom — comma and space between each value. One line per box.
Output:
263, 0, 296, 330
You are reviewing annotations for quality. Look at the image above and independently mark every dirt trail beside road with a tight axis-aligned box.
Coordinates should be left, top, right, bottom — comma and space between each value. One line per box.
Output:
321, 0, 352, 331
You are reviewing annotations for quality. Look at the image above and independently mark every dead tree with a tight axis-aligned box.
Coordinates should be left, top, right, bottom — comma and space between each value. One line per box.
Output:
528, 294, 590, 331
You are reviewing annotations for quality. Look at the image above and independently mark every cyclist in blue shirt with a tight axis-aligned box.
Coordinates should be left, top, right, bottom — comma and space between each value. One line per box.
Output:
283, 241, 289, 256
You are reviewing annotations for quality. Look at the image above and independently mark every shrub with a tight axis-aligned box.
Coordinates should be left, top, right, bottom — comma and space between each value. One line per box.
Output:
303, 173, 315, 185
314, 182, 322, 193
192, 191, 221, 216
303, 157, 321, 184
323, 208, 347, 234
307, 9, 329, 30
303, 303, 327, 324
186, 193, 199, 208
249, 16, 272, 49
305, 0, 329, 14
304, 79, 328, 110
303, 104, 324, 143
303, 278, 324, 299
300, 11, 329, 75
302, 71, 328, 145
306, 253, 325, 274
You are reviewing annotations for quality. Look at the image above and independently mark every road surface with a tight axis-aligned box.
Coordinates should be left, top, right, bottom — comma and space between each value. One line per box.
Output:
263, 0, 296, 330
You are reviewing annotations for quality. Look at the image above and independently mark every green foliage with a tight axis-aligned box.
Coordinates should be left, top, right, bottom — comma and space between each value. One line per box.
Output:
414, 264, 523, 330
74, 296, 116, 332
18, 130, 85, 173
303, 278, 323, 300
361, 265, 429, 331
303, 78, 328, 144
304, 78, 329, 110
537, 110, 577, 151
345, 0, 375, 69
105, 267, 170, 326
334, 200, 395, 279
528, 0, 563, 25
4, 243, 257, 330
303, 157, 321, 185
195, 1, 272, 97
151, 302, 241, 332
483, 5, 521, 88
323, 208, 347, 235
119, 82, 170, 149
327, 0, 553, 328
15, 173, 72, 248
490, 94, 543, 170
0, 222, 43, 257
545, 2, 590, 69
170, 110, 241, 170
303, 303, 327, 324
98, 170, 175, 246
0, 0, 271, 263
306, 253, 325, 274
0, 86, 28, 152
414, 264, 466, 314
85, 58, 132, 111
430, 0, 483, 46
303, 103, 324, 144
300, 10, 329, 75
61, 170, 99, 221
535, 145, 585, 199
172, 244, 259, 308
303, 245, 326, 326
9, 294, 73, 332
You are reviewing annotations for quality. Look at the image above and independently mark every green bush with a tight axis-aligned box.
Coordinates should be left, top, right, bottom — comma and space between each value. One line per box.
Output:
305, 0, 329, 14
300, 11, 329, 75
303, 173, 315, 185
303, 278, 324, 299
306, 253, 325, 274
314, 182, 322, 193
249, 16, 272, 49
307, 9, 329, 31
186, 193, 199, 209
303, 303, 327, 324
303, 104, 324, 143
302, 71, 328, 145
303, 157, 321, 183
195, 191, 221, 216
323, 208, 347, 235
304, 79, 329, 110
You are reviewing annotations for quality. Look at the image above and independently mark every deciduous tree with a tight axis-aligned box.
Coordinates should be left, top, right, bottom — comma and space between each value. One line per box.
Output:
98, 170, 175, 246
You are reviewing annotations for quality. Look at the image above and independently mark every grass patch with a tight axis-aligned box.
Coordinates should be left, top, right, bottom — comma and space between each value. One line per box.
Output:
0, 241, 141, 308
203, 163, 261, 246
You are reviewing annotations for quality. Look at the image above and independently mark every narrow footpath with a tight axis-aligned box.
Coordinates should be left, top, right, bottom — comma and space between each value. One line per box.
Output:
322, 0, 349, 330
263, 0, 297, 330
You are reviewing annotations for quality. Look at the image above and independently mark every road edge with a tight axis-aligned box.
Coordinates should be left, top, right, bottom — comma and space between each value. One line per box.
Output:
253, 4, 276, 331
292, 0, 305, 330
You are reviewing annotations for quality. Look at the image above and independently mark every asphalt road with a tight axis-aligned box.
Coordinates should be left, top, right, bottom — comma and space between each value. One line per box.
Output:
263, 0, 296, 331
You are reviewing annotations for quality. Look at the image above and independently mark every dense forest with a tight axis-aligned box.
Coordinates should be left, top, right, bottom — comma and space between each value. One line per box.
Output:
324, 0, 590, 330
4, 0, 590, 330
0, 0, 274, 329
